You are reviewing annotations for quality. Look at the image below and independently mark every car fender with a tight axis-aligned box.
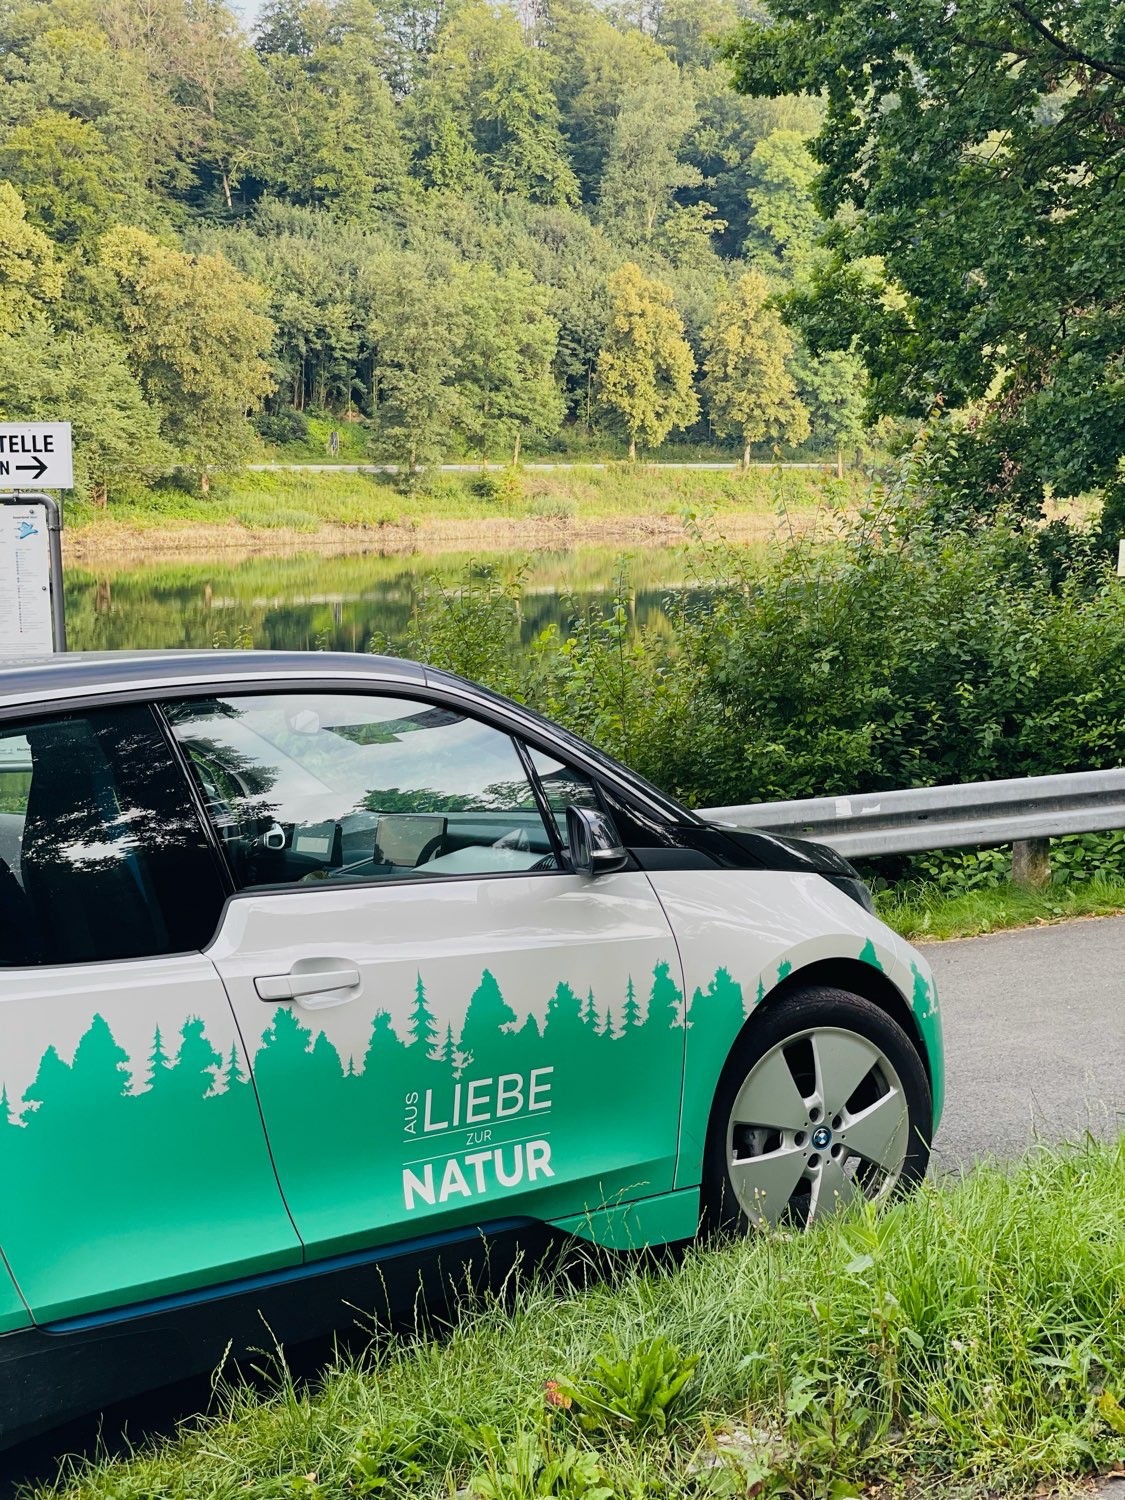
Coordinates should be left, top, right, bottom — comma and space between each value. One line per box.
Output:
643, 870, 941, 1192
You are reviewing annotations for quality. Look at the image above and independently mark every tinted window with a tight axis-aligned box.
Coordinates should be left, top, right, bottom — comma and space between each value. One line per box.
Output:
165, 693, 560, 890
0, 706, 224, 967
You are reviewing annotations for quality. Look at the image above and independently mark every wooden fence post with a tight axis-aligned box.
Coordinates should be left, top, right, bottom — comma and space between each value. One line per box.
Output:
1012, 837, 1051, 890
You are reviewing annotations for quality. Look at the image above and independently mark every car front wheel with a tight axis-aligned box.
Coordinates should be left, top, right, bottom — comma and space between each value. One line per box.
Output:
704, 986, 933, 1232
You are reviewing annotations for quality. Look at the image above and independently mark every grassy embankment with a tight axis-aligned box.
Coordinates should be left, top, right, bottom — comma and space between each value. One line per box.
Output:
33, 1137, 1125, 1499
62, 466, 860, 554
877, 877, 1125, 942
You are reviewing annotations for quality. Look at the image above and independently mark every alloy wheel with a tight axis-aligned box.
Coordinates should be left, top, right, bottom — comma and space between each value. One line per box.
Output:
725, 1026, 910, 1228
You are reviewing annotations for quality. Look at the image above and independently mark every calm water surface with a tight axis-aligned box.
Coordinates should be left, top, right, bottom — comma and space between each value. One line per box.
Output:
63, 544, 740, 654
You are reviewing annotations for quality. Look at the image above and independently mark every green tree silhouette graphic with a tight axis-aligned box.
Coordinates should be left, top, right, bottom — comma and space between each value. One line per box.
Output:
622, 976, 641, 1031
691, 968, 745, 1038
408, 973, 441, 1058
459, 969, 517, 1068
0, 958, 705, 1295
859, 938, 883, 971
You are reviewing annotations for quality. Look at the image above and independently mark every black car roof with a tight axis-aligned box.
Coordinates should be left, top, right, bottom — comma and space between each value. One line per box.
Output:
0, 649, 425, 711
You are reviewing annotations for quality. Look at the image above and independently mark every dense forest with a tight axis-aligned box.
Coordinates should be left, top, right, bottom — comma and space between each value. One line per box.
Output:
0, 0, 870, 498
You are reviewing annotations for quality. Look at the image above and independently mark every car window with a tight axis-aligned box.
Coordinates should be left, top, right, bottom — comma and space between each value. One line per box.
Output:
525, 745, 602, 837
163, 693, 561, 890
0, 706, 224, 968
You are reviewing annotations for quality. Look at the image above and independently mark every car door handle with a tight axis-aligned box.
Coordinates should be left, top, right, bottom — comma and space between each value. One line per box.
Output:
254, 965, 362, 1007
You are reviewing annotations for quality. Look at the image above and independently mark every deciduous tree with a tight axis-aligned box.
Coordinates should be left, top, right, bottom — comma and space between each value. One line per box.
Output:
723, 0, 1125, 523
100, 226, 275, 479
0, 319, 172, 504
703, 270, 809, 465
453, 263, 562, 461
0, 182, 63, 324
597, 261, 698, 459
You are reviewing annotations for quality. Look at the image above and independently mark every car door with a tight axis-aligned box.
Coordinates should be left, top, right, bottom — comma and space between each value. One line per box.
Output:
165, 688, 686, 1261
0, 704, 302, 1323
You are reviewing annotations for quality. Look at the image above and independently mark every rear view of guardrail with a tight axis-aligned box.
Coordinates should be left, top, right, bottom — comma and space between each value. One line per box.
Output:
702, 767, 1125, 886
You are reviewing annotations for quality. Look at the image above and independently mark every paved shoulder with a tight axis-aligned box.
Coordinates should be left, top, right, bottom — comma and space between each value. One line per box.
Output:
919, 915, 1125, 1167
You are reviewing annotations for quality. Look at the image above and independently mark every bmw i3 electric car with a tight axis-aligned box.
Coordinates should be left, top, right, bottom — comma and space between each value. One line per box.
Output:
0, 651, 942, 1444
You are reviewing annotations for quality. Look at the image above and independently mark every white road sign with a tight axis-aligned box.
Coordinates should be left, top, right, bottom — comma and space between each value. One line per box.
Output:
0, 422, 73, 489
0, 502, 56, 657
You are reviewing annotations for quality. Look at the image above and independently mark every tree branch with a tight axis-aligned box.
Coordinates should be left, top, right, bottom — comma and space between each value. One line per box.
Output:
1007, 1, 1125, 83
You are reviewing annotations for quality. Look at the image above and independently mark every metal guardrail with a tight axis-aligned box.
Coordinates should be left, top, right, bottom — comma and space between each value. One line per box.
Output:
701, 768, 1125, 859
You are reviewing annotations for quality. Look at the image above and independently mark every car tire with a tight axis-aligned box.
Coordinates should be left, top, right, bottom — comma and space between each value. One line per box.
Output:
703, 985, 932, 1233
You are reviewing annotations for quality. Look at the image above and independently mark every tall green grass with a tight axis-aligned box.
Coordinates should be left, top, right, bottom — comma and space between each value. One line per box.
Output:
64, 465, 859, 536
877, 874, 1125, 941
35, 1137, 1125, 1498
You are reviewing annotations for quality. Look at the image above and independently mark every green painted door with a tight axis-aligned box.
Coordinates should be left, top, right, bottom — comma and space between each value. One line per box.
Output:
0, 707, 302, 1322
170, 690, 688, 1259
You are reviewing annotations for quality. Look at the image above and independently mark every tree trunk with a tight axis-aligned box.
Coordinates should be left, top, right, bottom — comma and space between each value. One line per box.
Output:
628, 435, 637, 462
742, 442, 751, 471
92, 480, 108, 509
836, 449, 845, 480
512, 430, 521, 465
200, 472, 210, 494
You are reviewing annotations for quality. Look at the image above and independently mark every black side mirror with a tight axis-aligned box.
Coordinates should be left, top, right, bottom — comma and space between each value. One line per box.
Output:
566, 804, 628, 877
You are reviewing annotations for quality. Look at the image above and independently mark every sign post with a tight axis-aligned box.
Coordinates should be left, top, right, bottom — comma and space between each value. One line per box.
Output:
0, 493, 67, 656
0, 421, 72, 658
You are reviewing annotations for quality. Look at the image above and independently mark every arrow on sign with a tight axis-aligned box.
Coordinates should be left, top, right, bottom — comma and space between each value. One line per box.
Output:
15, 456, 47, 481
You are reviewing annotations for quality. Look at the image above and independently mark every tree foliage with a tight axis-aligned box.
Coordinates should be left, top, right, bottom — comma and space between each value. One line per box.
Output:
723, 0, 1125, 520
101, 226, 275, 475
597, 262, 698, 458
0, 0, 884, 496
0, 319, 171, 502
0, 181, 62, 324
703, 269, 808, 465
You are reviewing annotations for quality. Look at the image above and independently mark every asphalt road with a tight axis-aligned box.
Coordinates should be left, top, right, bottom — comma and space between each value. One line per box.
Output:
922, 913, 1125, 1167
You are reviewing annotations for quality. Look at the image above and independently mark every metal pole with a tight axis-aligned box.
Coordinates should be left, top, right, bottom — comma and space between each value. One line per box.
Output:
0, 490, 67, 652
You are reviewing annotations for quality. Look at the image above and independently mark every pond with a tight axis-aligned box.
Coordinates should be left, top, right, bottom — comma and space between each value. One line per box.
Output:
61, 543, 748, 655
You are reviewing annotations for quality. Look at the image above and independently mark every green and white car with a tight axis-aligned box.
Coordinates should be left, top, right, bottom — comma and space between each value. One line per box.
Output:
0, 651, 942, 1445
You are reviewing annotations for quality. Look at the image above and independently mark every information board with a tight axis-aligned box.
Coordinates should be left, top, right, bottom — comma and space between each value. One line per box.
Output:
0, 500, 57, 657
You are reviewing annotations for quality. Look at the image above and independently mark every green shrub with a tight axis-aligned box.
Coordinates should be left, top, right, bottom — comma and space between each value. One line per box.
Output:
527, 494, 578, 521
384, 497, 1125, 811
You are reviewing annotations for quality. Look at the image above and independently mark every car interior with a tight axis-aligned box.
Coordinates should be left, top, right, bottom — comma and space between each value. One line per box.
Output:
170, 694, 566, 890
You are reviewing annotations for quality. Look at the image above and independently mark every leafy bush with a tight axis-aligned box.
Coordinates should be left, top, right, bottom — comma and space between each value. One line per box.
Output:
254, 407, 309, 446
527, 494, 578, 521
469, 469, 523, 504
880, 832, 1125, 898
385, 495, 1125, 811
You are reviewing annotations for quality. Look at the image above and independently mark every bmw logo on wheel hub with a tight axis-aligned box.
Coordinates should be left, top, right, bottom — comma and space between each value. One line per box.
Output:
811, 1125, 833, 1150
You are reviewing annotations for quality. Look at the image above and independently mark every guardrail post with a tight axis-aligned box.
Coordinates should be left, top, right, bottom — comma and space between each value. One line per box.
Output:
1012, 837, 1051, 890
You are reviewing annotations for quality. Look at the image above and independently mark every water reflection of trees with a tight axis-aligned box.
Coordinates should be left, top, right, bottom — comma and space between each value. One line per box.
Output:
62, 547, 729, 654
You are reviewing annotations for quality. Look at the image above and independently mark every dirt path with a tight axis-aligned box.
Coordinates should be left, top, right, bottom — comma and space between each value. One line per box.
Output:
63, 509, 793, 565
